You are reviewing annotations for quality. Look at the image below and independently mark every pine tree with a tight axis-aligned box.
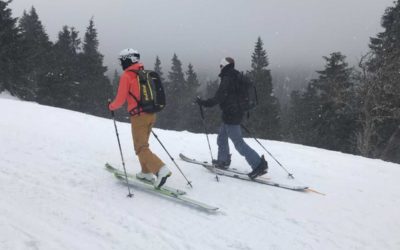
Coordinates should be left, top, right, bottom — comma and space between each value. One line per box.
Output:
355, 53, 385, 158
291, 52, 357, 152
186, 63, 199, 88
78, 18, 112, 116
247, 37, 281, 140
154, 56, 164, 82
168, 53, 186, 85
358, 1, 400, 162
184, 63, 202, 131
158, 53, 186, 130
40, 26, 81, 109
19, 6, 52, 101
111, 69, 119, 94
0, 0, 22, 96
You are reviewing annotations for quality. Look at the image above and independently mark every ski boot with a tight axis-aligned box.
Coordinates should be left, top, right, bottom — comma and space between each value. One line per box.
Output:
212, 155, 231, 170
248, 155, 268, 179
136, 172, 156, 183
154, 165, 172, 189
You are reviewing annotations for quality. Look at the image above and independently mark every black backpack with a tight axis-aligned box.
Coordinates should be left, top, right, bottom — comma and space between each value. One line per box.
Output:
235, 72, 257, 112
128, 70, 166, 115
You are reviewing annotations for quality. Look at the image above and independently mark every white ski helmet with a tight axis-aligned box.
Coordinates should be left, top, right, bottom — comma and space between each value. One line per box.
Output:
118, 48, 140, 63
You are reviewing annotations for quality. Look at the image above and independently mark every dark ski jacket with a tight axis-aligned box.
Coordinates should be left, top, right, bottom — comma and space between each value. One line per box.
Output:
201, 64, 243, 125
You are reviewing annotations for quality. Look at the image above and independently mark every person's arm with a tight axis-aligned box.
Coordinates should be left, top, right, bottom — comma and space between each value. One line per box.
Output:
109, 74, 130, 111
201, 76, 230, 107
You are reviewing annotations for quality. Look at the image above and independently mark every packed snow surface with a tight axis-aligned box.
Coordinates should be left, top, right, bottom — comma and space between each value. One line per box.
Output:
1, 95, 399, 250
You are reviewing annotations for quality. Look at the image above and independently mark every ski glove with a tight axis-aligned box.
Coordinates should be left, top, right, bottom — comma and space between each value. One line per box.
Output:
107, 99, 115, 116
195, 96, 205, 106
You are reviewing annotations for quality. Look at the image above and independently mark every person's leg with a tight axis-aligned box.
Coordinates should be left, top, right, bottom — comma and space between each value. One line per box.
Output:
225, 124, 260, 170
217, 124, 230, 163
131, 113, 164, 174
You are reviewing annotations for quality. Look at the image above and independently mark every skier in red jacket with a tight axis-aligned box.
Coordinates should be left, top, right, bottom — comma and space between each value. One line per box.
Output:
109, 48, 171, 188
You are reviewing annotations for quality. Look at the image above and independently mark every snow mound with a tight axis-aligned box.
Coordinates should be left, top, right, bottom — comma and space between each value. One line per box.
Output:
0, 90, 20, 100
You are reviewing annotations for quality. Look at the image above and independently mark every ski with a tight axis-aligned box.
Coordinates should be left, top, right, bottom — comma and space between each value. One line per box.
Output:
179, 153, 268, 178
105, 163, 186, 195
179, 154, 308, 191
105, 163, 219, 212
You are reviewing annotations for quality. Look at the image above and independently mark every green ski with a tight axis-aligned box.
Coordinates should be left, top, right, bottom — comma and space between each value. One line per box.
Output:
105, 163, 219, 213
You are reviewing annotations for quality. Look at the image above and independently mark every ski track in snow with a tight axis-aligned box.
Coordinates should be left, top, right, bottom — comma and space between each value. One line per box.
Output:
1, 95, 400, 250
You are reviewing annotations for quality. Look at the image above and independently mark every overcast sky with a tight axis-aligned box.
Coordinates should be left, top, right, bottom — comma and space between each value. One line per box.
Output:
9, 0, 395, 78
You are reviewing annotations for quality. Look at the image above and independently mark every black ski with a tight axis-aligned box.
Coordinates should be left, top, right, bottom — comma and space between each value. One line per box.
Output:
179, 154, 308, 191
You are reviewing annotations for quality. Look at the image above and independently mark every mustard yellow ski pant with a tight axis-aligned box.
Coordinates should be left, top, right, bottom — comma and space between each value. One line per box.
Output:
130, 113, 164, 174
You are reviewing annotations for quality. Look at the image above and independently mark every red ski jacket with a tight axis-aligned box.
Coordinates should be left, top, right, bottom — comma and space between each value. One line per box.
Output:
109, 63, 144, 114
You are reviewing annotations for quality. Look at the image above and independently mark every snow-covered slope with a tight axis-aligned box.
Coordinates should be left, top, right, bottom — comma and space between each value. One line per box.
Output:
1, 96, 399, 250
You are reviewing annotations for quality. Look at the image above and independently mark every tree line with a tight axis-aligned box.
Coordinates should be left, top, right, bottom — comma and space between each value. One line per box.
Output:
1, 0, 399, 163
284, 1, 400, 163
0, 3, 112, 116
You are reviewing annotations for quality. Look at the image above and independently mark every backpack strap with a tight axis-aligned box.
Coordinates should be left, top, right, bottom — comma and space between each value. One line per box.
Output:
126, 69, 142, 116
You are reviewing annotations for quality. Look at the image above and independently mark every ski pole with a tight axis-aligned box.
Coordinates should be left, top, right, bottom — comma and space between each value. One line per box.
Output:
109, 103, 133, 197
241, 124, 295, 179
198, 104, 219, 182
151, 130, 193, 188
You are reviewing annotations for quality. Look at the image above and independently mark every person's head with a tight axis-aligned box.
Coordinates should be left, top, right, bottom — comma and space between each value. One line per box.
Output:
220, 57, 235, 70
119, 48, 140, 70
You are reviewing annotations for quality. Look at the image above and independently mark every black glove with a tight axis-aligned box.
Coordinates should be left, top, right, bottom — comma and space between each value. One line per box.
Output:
195, 96, 204, 106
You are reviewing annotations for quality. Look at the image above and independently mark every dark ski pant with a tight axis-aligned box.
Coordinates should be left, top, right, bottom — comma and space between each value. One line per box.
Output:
131, 113, 164, 174
217, 123, 261, 170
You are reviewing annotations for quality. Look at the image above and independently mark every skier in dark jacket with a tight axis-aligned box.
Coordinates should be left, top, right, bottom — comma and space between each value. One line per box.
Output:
196, 57, 268, 179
